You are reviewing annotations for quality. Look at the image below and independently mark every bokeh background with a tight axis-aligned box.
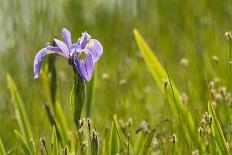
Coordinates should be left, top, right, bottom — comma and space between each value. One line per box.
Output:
0, 0, 232, 151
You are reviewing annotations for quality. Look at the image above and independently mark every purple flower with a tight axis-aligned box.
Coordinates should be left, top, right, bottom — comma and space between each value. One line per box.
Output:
34, 28, 103, 81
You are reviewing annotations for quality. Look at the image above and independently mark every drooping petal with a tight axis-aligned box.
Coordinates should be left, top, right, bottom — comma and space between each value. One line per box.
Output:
74, 51, 94, 81
54, 39, 69, 56
85, 39, 103, 63
46, 43, 69, 59
33, 48, 47, 78
77, 32, 91, 49
46, 45, 62, 52
62, 28, 72, 49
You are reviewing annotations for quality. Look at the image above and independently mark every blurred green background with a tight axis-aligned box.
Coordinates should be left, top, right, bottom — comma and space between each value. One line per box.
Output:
0, 0, 232, 151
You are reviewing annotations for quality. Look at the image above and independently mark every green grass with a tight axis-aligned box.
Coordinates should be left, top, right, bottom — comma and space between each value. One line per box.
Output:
0, 0, 232, 154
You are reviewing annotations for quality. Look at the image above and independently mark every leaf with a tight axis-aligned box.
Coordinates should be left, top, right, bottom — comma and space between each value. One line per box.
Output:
0, 137, 6, 155
208, 101, 230, 155
51, 126, 58, 155
40, 70, 69, 146
14, 130, 32, 155
133, 29, 198, 147
86, 72, 95, 117
139, 129, 156, 155
7, 74, 32, 141
47, 55, 57, 104
70, 72, 86, 129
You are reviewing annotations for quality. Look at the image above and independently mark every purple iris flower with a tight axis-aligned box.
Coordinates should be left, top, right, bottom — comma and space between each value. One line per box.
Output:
33, 28, 103, 81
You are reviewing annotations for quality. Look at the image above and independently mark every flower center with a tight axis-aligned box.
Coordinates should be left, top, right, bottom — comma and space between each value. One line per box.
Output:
77, 50, 88, 61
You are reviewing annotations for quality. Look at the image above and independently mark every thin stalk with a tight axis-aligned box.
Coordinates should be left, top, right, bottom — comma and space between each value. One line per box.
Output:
229, 39, 232, 91
163, 58, 189, 153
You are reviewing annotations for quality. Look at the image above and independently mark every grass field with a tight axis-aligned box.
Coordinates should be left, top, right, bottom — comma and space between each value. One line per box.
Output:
0, 0, 232, 154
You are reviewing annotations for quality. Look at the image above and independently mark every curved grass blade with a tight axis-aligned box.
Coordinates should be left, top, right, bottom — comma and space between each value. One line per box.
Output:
133, 29, 198, 147
208, 101, 230, 155
139, 129, 156, 155
51, 126, 58, 155
7, 74, 33, 141
14, 130, 32, 155
0, 137, 6, 155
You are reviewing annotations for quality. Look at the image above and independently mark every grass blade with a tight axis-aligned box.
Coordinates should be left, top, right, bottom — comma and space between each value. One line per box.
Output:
133, 29, 198, 149
7, 74, 32, 141
208, 101, 230, 154
109, 114, 120, 154
0, 137, 6, 155
139, 129, 156, 155
51, 126, 58, 155
14, 130, 32, 155
91, 129, 99, 155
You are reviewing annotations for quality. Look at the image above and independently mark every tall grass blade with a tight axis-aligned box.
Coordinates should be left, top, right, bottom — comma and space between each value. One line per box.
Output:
7, 74, 33, 141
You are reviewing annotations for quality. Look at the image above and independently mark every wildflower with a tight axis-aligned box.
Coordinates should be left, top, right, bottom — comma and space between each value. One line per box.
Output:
180, 92, 188, 105
163, 79, 169, 89
180, 57, 189, 67
34, 28, 103, 81
225, 31, 232, 40
101, 72, 109, 80
211, 55, 219, 63
169, 134, 177, 144
119, 79, 127, 85
192, 149, 199, 155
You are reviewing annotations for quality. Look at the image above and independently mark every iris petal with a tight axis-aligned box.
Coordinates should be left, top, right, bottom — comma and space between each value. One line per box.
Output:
33, 48, 47, 78
54, 39, 69, 56
77, 32, 91, 49
74, 51, 94, 81
62, 28, 72, 49
85, 39, 103, 63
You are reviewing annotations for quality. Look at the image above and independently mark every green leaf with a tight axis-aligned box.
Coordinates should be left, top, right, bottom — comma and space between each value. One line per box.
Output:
133, 29, 198, 148
86, 72, 95, 117
51, 126, 58, 155
40, 70, 69, 146
7, 74, 32, 141
139, 129, 156, 155
47, 56, 57, 104
14, 130, 32, 155
70, 72, 86, 129
208, 101, 230, 155
0, 137, 6, 155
